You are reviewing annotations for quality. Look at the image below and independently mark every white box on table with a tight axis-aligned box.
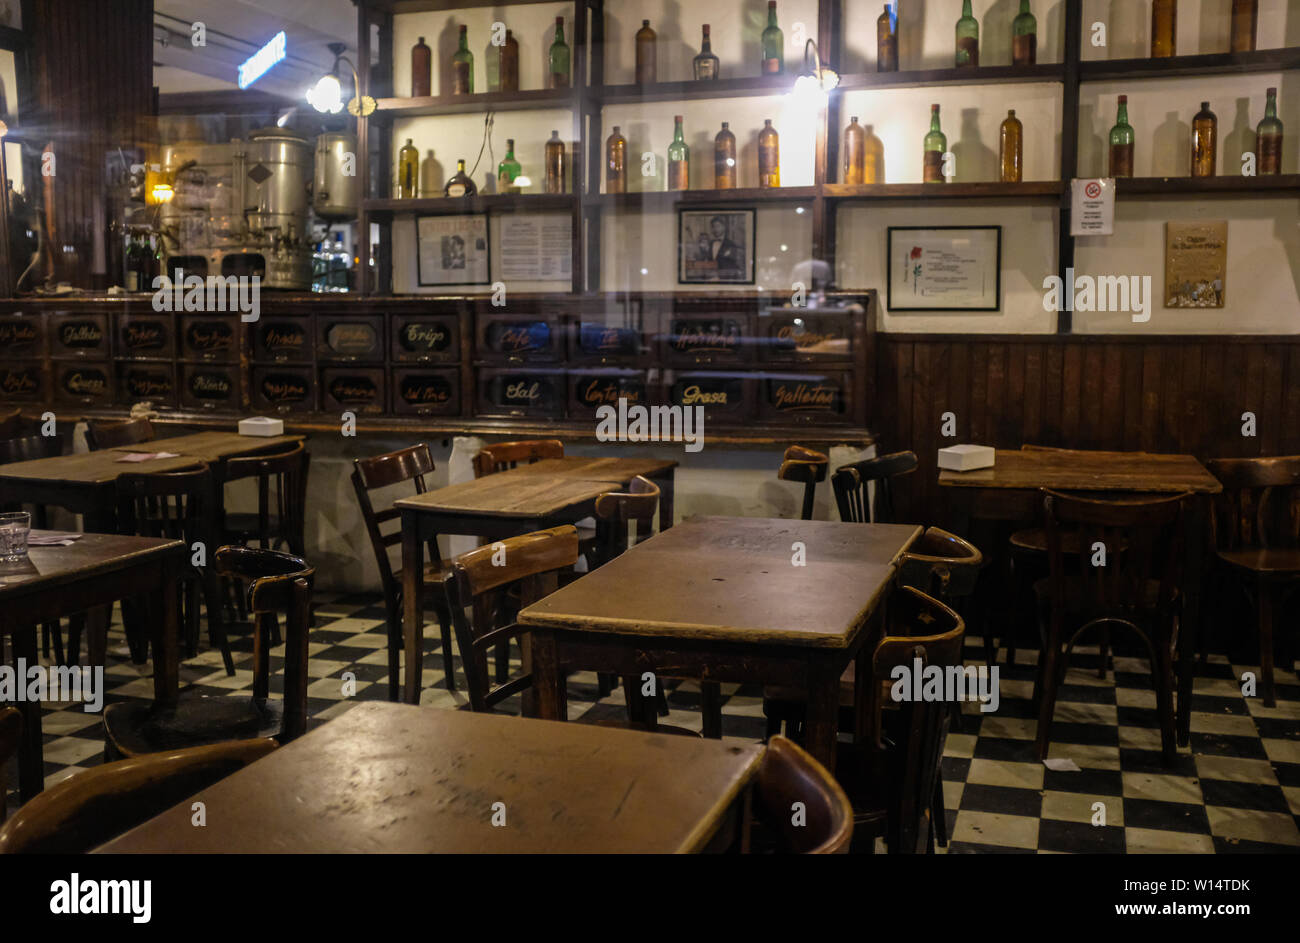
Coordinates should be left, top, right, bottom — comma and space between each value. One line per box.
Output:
937, 444, 995, 471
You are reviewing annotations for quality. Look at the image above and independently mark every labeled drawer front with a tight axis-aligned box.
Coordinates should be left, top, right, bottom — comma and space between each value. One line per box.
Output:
52, 362, 114, 407
251, 366, 316, 413
477, 368, 566, 418
569, 320, 650, 364
660, 314, 753, 366
757, 371, 852, 424
666, 371, 752, 422
117, 363, 178, 408
317, 316, 384, 362
0, 361, 48, 403
180, 316, 240, 362
253, 317, 312, 362
391, 367, 461, 416
321, 367, 386, 414
180, 364, 241, 410
391, 314, 459, 363
758, 310, 854, 363
50, 313, 111, 359
116, 312, 175, 360
568, 369, 651, 419
476, 315, 561, 363
0, 313, 45, 358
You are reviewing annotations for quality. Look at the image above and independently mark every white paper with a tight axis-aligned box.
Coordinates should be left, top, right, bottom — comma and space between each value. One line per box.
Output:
1071, 178, 1115, 236
1043, 758, 1082, 772
498, 215, 572, 281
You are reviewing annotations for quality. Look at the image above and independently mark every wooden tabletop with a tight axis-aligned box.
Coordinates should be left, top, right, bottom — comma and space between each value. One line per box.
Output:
0, 532, 184, 604
94, 701, 764, 854
0, 431, 303, 485
509, 456, 678, 480
519, 517, 921, 648
937, 449, 1222, 494
396, 468, 617, 518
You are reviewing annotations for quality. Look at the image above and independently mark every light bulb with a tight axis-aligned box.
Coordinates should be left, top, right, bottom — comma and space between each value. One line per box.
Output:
308, 73, 343, 114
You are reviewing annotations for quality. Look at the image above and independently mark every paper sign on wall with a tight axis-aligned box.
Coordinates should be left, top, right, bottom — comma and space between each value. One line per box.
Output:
1070, 178, 1115, 236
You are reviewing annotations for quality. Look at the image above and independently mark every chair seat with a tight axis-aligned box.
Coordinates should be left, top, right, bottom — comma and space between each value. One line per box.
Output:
104, 697, 284, 760
1216, 547, 1300, 576
1010, 528, 1084, 555
1032, 575, 1170, 614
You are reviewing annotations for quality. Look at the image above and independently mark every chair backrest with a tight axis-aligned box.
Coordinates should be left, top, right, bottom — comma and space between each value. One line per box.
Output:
777, 445, 829, 521
0, 432, 66, 465
0, 706, 20, 821
593, 475, 659, 563
896, 527, 984, 601
350, 444, 441, 595
85, 417, 155, 451
753, 735, 853, 854
444, 525, 579, 712
115, 463, 216, 548
1206, 456, 1300, 551
222, 442, 311, 556
0, 738, 277, 853
831, 451, 918, 524
472, 438, 564, 478
214, 545, 315, 739
0, 410, 43, 440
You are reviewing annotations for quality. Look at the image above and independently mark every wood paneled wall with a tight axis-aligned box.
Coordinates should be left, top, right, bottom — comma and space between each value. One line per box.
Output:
874, 334, 1300, 523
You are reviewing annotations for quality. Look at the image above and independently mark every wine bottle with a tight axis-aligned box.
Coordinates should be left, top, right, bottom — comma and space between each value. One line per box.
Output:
1000, 110, 1023, 182
411, 36, 431, 97
1108, 95, 1134, 177
667, 116, 689, 190
1151, 0, 1176, 58
762, 2, 784, 74
444, 159, 477, 197
498, 139, 522, 193
1191, 101, 1217, 177
636, 20, 656, 84
1012, 1, 1037, 66
1231, 0, 1258, 53
694, 24, 720, 80
607, 126, 627, 193
877, 5, 898, 72
956, 0, 979, 68
397, 138, 419, 198
715, 122, 737, 189
498, 29, 519, 93
545, 131, 567, 193
923, 104, 947, 182
843, 116, 866, 185
420, 149, 442, 196
758, 119, 780, 188
453, 25, 474, 94
550, 17, 571, 88
1257, 87, 1283, 175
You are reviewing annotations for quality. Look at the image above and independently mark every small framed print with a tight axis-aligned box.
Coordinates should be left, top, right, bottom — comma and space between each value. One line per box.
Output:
887, 226, 1002, 312
1165, 220, 1227, 308
678, 208, 756, 285
417, 213, 491, 286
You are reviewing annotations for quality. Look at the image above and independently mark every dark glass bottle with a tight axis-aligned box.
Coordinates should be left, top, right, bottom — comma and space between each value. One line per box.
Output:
1151, 0, 1176, 58
636, 20, 656, 84
714, 122, 737, 189
411, 36, 431, 97
877, 5, 898, 72
1257, 87, 1283, 175
1231, 0, 1258, 53
397, 138, 419, 198
1191, 101, 1217, 177
1109, 95, 1134, 177
667, 116, 689, 190
956, 0, 979, 67
606, 126, 627, 193
1012, 1, 1037, 66
758, 119, 779, 188
499, 29, 519, 93
452, 25, 474, 94
550, 18, 571, 89
843, 116, 865, 185
1000, 110, 1022, 182
545, 131, 567, 193
923, 104, 947, 182
444, 159, 477, 197
498, 139, 522, 193
694, 25, 720, 80
762, 2, 783, 74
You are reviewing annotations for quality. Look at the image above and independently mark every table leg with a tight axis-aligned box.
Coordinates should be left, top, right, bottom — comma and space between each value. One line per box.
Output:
402, 509, 425, 705
803, 657, 839, 769
656, 470, 675, 532
11, 626, 43, 801
1177, 495, 1211, 747
531, 628, 564, 721
153, 557, 181, 707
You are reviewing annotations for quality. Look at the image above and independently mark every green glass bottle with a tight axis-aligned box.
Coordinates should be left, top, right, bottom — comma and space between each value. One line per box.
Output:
955, 0, 979, 68
452, 24, 474, 94
1108, 95, 1134, 177
549, 16, 571, 89
497, 138, 522, 193
1257, 87, 1283, 175
667, 115, 689, 190
923, 104, 947, 182
761, 0, 783, 75
1012, 0, 1036, 66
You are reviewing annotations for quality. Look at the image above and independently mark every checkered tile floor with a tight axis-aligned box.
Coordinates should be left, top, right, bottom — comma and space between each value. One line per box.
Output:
4, 593, 1299, 853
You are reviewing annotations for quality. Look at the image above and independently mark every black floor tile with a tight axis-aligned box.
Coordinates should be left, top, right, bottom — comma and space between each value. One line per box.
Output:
958, 783, 1044, 818
1198, 779, 1292, 813
1038, 818, 1126, 854
1122, 798, 1212, 834
1043, 766, 1124, 796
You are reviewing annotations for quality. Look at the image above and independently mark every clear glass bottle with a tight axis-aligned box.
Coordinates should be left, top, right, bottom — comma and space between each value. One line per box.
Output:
397, 138, 419, 198
924, 104, 947, 182
877, 5, 898, 72
1151, 0, 1176, 58
1231, 0, 1258, 53
545, 131, 567, 193
715, 122, 737, 189
956, 0, 979, 68
606, 125, 627, 193
497, 138, 522, 193
636, 20, 656, 84
1191, 101, 1217, 177
550, 17, 571, 89
499, 29, 519, 93
444, 159, 477, 197
694, 25, 720, 80
452, 25, 474, 93
758, 118, 780, 187
1012, 1, 1037, 66
762, 1, 784, 74
843, 116, 866, 185
411, 36, 431, 97
1257, 87, 1282, 175
1109, 95, 1134, 177
1000, 110, 1023, 182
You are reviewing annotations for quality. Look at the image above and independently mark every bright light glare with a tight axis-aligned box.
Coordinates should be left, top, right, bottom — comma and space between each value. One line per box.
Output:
308, 74, 343, 114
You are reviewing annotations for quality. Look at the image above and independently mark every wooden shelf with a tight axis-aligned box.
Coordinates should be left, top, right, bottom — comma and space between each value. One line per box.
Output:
374, 88, 574, 119
1080, 47, 1300, 82
365, 193, 577, 215
837, 63, 1065, 92
824, 181, 1064, 200
376, 0, 568, 12
590, 187, 817, 209
1115, 175, 1300, 196
593, 75, 795, 104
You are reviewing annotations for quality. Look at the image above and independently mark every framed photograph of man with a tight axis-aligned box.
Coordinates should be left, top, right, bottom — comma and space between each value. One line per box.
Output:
678, 209, 756, 285
416, 214, 491, 286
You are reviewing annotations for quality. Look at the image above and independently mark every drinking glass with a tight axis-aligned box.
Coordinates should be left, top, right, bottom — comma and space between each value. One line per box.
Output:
0, 510, 31, 562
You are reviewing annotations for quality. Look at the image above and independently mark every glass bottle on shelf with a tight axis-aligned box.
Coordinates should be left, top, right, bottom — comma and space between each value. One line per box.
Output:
1256, 87, 1282, 175
636, 20, 657, 84
550, 17, 571, 88
151, 234, 163, 281
923, 104, 947, 182
1000, 110, 1023, 182
1109, 95, 1134, 177
694, 25, 720, 80
452, 25, 474, 94
1151, 0, 1176, 58
124, 232, 141, 291
499, 29, 519, 93
1012, 1, 1036, 66
411, 36, 431, 97
545, 131, 567, 193
843, 116, 866, 185
1231, 0, 1258, 53
864, 125, 884, 183
758, 119, 780, 188
420, 149, 442, 195
668, 116, 690, 190
606, 126, 627, 193
877, 5, 898, 72
715, 122, 737, 189
444, 159, 477, 197
498, 139, 522, 193
762, 1, 783, 74
955, 0, 979, 68
397, 138, 419, 198
1191, 101, 1217, 177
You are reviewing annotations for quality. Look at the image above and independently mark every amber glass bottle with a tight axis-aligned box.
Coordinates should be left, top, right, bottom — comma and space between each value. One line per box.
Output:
758, 120, 780, 188
1191, 101, 1217, 177
863, 126, 883, 183
499, 30, 519, 93
636, 20, 656, 84
411, 37, 431, 97
1151, 0, 1176, 58
545, 131, 567, 194
843, 116, 866, 185
1231, 0, 1258, 52
606, 126, 627, 193
877, 5, 898, 72
444, 159, 477, 197
1000, 110, 1023, 182
714, 122, 737, 189
397, 138, 419, 198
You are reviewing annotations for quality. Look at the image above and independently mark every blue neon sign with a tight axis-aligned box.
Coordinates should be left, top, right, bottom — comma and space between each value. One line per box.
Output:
238, 31, 287, 89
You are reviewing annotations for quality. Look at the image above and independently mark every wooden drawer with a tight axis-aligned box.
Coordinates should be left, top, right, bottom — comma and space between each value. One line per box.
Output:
391, 314, 459, 363
52, 362, 114, 407
665, 371, 752, 423
568, 369, 652, 419
116, 363, 177, 409
0, 312, 45, 358
476, 367, 566, 419
476, 314, 562, 363
756, 371, 852, 424
660, 313, 753, 366
317, 315, 384, 362
180, 364, 241, 411
569, 317, 651, 365
50, 313, 111, 359
391, 367, 461, 417
321, 367, 386, 415
250, 366, 316, 414
180, 316, 240, 362
0, 361, 48, 403
253, 316, 312, 363
758, 309, 855, 363
115, 311, 175, 360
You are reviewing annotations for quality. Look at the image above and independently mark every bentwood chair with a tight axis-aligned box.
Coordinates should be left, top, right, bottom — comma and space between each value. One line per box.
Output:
777, 445, 829, 520
1206, 456, 1300, 707
749, 736, 853, 854
831, 451, 918, 524
471, 438, 565, 477
0, 707, 21, 821
84, 416, 155, 451
0, 739, 277, 853
220, 441, 310, 557
103, 547, 314, 759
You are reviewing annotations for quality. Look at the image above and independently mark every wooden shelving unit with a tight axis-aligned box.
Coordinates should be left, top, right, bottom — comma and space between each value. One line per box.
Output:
823, 181, 1064, 201
372, 88, 575, 118
365, 193, 578, 214
836, 62, 1065, 91
592, 187, 817, 208
1079, 47, 1300, 82
1115, 174, 1300, 196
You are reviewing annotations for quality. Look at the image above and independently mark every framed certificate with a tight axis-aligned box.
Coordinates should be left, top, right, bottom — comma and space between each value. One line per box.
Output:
886, 226, 1002, 312
416, 213, 491, 286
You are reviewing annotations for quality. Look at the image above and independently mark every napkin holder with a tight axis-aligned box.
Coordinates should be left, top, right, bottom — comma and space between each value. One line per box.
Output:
938, 444, 995, 472
238, 416, 284, 437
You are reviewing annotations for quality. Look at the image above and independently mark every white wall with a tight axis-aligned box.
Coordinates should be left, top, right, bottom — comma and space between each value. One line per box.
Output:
1080, 0, 1300, 60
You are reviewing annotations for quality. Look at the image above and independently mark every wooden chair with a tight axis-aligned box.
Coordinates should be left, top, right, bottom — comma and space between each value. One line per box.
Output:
777, 445, 829, 520
1206, 456, 1300, 707
0, 411, 44, 440
0, 738, 277, 853
0, 707, 20, 821
749, 735, 853, 854
102, 546, 314, 759
831, 451, 918, 524
1035, 489, 1188, 763
220, 441, 310, 557
351, 444, 457, 700
471, 438, 564, 477
84, 416, 154, 451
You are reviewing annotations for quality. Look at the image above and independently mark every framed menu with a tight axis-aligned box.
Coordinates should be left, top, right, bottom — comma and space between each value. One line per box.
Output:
886, 226, 1001, 312
1165, 221, 1227, 308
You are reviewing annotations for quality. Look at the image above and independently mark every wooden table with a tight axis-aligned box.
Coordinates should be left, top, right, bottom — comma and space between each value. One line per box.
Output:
94, 701, 763, 854
396, 456, 678, 704
518, 516, 921, 768
939, 448, 1223, 747
0, 532, 185, 800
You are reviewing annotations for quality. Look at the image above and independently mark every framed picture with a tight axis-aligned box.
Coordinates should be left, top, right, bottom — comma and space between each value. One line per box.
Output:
416, 214, 491, 286
1165, 220, 1227, 308
678, 208, 756, 285
886, 226, 1002, 312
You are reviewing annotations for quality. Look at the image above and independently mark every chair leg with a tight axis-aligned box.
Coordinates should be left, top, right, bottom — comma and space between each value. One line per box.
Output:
66, 613, 85, 667
1258, 580, 1277, 708
436, 609, 456, 692
763, 711, 782, 742
385, 610, 402, 702
622, 674, 644, 724
931, 778, 949, 848
1153, 634, 1178, 766
700, 681, 722, 738
1098, 626, 1110, 679
1035, 638, 1063, 760
596, 672, 617, 698
201, 576, 235, 676
43, 622, 64, 666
